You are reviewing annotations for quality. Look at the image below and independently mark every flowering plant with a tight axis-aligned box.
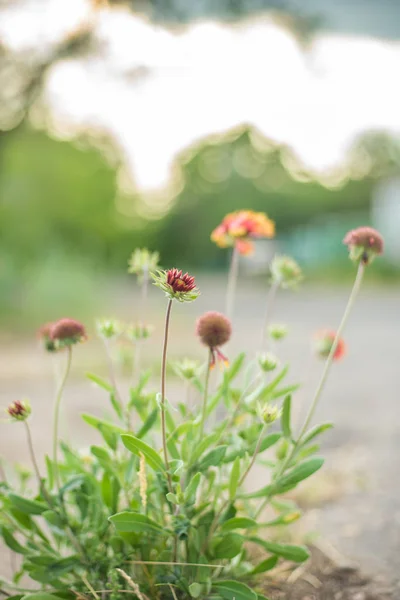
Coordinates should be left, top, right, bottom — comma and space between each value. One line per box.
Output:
0, 224, 382, 600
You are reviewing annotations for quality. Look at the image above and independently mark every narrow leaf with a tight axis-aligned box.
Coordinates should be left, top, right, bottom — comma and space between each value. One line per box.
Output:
301, 423, 333, 446
8, 494, 47, 515
198, 446, 227, 471
221, 517, 257, 532
109, 511, 167, 535
250, 555, 278, 575
121, 434, 165, 472
277, 458, 324, 489
229, 457, 241, 501
250, 538, 310, 562
281, 395, 292, 439
213, 580, 257, 600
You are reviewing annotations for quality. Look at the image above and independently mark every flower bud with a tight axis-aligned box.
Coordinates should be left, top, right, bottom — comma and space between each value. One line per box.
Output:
96, 318, 122, 340
262, 405, 280, 424
171, 358, 200, 381
152, 268, 199, 302
50, 318, 87, 349
276, 439, 289, 460
37, 322, 57, 352
270, 255, 302, 289
128, 248, 160, 281
314, 329, 346, 361
126, 322, 154, 342
196, 312, 231, 369
7, 399, 31, 422
258, 352, 279, 372
268, 323, 288, 341
343, 226, 384, 265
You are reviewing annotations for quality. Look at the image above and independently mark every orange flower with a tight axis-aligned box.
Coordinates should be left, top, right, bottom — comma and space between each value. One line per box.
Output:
314, 330, 346, 361
211, 210, 275, 255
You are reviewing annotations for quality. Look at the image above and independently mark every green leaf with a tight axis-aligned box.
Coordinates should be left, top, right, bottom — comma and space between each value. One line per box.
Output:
109, 511, 167, 535
197, 446, 227, 471
301, 423, 333, 446
224, 353, 246, 383
45, 456, 54, 490
101, 473, 120, 512
213, 534, 243, 559
8, 494, 47, 515
121, 434, 165, 472
185, 472, 202, 504
281, 395, 291, 439
229, 457, 241, 501
190, 432, 220, 463
42, 510, 64, 529
250, 538, 310, 562
221, 517, 257, 532
0, 526, 29, 554
225, 433, 281, 463
22, 595, 61, 600
258, 366, 289, 401
82, 414, 124, 450
86, 372, 113, 392
250, 555, 278, 575
213, 580, 257, 600
137, 408, 158, 439
189, 583, 202, 598
277, 458, 324, 490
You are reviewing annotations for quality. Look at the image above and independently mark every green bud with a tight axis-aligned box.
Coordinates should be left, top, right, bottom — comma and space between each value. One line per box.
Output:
270, 255, 302, 289
7, 399, 31, 422
171, 358, 200, 381
126, 323, 154, 342
96, 318, 122, 340
268, 323, 288, 341
258, 352, 279, 372
262, 405, 280, 424
128, 248, 159, 281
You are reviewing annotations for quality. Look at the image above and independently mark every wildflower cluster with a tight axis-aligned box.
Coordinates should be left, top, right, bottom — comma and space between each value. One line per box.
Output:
0, 222, 384, 600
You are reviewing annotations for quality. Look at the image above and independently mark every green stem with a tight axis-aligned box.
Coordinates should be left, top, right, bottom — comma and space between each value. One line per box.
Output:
238, 424, 267, 487
225, 245, 239, 319
261, 279, 280, 349
24, 421, 43, 491
161, 299, 173, 493
198, 350, 212, 442
52, 346, 72, 491
255, 261, 366, 519
133, 269, 149, 386
298, 261, 365, 440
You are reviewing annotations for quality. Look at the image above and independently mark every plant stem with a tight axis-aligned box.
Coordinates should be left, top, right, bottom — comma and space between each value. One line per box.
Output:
298, 261, 365, 440
238, 423, 267, 487
198, 350, 212, 442
133, 269, 150, 385
255, 261, 366, 519
161, 299, 173, 493
24, 421, 43, 491
225, 245, 239, 319
261, 279, 280, 348
103, 339, 127, 425
52, 346, 72, 491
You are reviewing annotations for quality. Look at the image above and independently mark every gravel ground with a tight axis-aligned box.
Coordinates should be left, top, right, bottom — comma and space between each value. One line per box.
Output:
1, 276, 399, 582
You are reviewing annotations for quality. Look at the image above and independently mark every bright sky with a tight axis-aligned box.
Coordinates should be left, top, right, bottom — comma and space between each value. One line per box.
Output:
1, 0, 400, 192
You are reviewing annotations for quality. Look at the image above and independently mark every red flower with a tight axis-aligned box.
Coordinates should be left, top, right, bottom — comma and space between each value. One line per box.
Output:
211, 210, 275, 255
7, 400, 31, 421
314, 330, 346, 361
166, 269, 196, 294
343, 226, 384, 264
50, 318, 87, 348
196, 311, 232, 369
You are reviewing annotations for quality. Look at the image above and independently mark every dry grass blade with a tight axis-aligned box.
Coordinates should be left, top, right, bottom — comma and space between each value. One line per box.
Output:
168, 584, 179, 600
116, 568, 150, 600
